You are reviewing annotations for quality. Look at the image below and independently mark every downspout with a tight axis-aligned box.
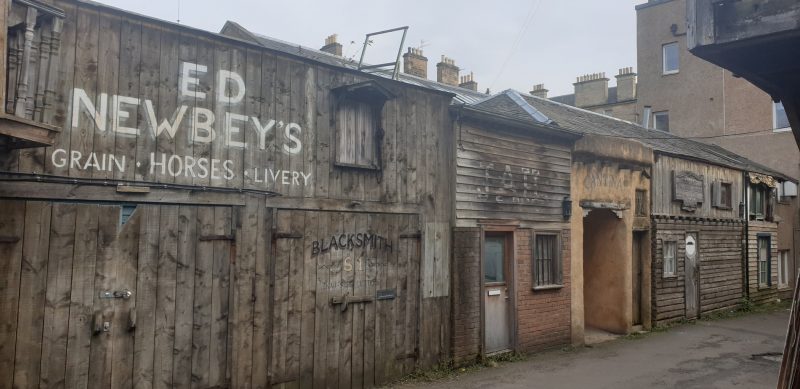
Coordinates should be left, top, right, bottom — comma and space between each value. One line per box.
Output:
743, 171, 750, 301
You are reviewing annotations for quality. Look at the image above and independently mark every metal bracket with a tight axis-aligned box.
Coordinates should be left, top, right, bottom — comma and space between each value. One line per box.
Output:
99, 289, 132, 299
330, 293, 374, 312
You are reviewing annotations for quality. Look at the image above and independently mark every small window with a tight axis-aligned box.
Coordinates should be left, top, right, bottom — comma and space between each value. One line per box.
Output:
662, 42, 679, 74
779, 250, 790, 288
653, 111, 669, 131
332, 81, 395, 170
774, 102, 790, 132
663, 241, 677, 278
712, 181, 733, 209
534, 233, 562, 287
484, 235, 506, 284
758, 235, 771, 287
635, 189, 647, 216
750, 184, 774, 220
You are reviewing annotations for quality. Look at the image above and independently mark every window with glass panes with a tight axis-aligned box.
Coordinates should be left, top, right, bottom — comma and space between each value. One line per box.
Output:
663, 241, 676, 277
534, 233, 561, 287
758, 235, 771, 287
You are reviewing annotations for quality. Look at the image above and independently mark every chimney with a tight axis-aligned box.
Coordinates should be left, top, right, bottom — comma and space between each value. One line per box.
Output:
436, 55, 459, 86
459, 72, 478, 91
403, 47, 428, 78
529, 84, 548, 98
573, 72, 609, 108
320, 34, 342, 56
615, 67, 637, 102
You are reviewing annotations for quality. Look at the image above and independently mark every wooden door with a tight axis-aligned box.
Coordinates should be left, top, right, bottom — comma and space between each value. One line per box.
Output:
269, 210, 421, 388
483, 232, 512, 354
0, 200, 238, 389
684, 233, 699, 319
632, 232, 645, 326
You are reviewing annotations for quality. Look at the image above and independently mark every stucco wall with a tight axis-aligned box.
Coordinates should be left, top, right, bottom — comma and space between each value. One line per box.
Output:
583, 210, 629, 333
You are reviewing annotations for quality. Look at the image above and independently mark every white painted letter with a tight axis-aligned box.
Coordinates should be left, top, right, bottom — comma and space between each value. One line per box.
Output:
112, 95, 140, 136
71, 88, 108, 131
192, 108, 216, 143
51, 148, 67, 168
180, 62, 207, 99
144, 100, 188, 139
283, 122, 302, 154
224, 112, 247, 148
251, 117, 275, 150
217, 69, 245, 104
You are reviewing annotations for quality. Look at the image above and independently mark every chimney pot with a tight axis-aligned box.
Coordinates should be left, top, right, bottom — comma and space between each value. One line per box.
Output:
573, 71, 609, 107
320, 33, 343, 56
437, 55, 460, 86
530, 83, 548, 98
403, 47, 428, 78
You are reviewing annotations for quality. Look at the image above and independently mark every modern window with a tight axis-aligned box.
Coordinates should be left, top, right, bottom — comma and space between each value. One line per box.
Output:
712, 181, 732, 209
774, 102, 791, 132
653, 111, 670, 131
758, 235, 771, 287
663, 241, 677, 278
533, 233, 562, 287
779, 250, 790, 288
662, 42, 679, 74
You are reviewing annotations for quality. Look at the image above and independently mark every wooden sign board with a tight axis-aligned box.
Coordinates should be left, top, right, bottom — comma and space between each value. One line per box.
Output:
672, 170, 704, 211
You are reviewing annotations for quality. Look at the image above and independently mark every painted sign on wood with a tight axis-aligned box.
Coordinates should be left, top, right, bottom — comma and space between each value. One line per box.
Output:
672, 170, 705, 211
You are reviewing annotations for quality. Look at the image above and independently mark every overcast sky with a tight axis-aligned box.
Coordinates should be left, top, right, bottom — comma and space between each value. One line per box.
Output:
95, 0, 642, 97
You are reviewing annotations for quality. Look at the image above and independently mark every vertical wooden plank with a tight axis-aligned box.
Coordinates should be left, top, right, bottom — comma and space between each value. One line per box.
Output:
270, 209, 291, 386
43, 1, 76, 174
210, 43, 230, 188
0, 200, 25, 387
113, 19, 141, 181
395, 215, 410, 375
87, 205, 120, 389
301, 65, 316, 199
232, 199, 257, 389
90, 13, 120, 180
337, 212, 355, 389
134, 25, 162, 181
190, 38, 214, 188
273, 57, 290, 196
12, 202, 52, 388
39, 203, 77, 388
132, 205, 160, 389
191, 207, 215, 387
350, 213, 366, 388
154, 206, 178, 389
298, 209, 317, 388
110, 204, 142, 389
256, 53, 277, 193
224, 46, 246, 189
209, 206, 232, 387
312, 211, 330, 388
281, 209, 304, 389
172, 206, 196, 389
242, 49, 262, 191
251, 203, 272, 389
325, 212, 344, 388
175, 32, 197, 187
66, 205, 100, 389
154, 29, 181, 184
314, 68, 331, 199
69, 7, 100, 179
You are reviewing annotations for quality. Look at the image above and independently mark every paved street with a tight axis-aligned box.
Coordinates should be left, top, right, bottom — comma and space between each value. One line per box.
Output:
394, 309, 790, 389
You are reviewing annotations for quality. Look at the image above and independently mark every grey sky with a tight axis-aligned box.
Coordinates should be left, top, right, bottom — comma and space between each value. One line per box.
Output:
95, 0, 642, 97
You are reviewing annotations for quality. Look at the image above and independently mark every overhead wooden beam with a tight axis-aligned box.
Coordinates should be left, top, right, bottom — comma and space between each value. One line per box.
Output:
0, 112, 60, 149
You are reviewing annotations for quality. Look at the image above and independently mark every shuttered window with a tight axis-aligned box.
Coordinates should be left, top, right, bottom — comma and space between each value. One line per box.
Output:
335, 99, 382, 169
663, 241, 676, 277
712, 181, 732, 209
533, 233, 562, 287
758, 235, 771, 287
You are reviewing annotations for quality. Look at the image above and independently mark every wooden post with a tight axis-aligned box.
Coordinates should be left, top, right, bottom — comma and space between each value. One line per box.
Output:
0, 0, 9, 111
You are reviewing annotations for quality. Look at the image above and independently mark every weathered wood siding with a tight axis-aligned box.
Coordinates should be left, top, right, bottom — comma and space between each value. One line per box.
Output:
455, 121, 572, 227
652, 154, 743, 219
651, 217, 744, 324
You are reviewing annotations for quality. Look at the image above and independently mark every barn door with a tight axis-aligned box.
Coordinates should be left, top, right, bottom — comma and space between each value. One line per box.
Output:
0, 200, 237, 389
269, 210, 421, 388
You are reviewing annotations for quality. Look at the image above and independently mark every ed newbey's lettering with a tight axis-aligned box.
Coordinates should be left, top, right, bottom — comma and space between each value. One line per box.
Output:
60, 61, 313, 187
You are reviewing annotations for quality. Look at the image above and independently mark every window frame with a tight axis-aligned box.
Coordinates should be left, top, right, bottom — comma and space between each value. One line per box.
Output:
532, 231, 563, 290
757, 234, 772, 288
712, 180, 733, 210
331, 81, 395, 171
774, 101, 791, 133
779, 250, 790, 289
662, 42, 680, 75
653, 111, 669, 132
750, 185, 767, 220
663, 240, 677, 278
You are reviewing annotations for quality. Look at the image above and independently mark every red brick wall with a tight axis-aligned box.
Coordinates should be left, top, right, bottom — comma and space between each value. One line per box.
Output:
451, 228, 572, 363
452, 228, 482, 363
514, 229, 572, 352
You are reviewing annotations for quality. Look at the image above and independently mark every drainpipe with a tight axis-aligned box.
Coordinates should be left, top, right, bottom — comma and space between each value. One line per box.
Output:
743, 171, 750, 301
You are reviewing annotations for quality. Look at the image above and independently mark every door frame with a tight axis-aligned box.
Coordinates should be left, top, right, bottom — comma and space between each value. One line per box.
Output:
479, 225, 517, 355
684, 231, 700, 319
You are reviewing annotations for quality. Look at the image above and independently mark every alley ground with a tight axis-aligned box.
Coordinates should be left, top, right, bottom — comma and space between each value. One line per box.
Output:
392, 309, 790, 389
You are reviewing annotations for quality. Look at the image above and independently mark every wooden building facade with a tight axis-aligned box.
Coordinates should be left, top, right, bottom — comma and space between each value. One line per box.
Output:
448, 91, 578, 362
0, 0, 454, 388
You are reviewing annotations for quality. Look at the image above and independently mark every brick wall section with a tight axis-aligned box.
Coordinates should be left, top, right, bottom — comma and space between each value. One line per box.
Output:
514, 229, 572, 352
748, 221, 781, 304
451, 228, 572, 362
652, 217, 744, 324
451, 228, 482, 363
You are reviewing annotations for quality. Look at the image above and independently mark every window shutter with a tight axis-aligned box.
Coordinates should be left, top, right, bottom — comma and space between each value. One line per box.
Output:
712, 180, 721, 208
767, 188, 776, 221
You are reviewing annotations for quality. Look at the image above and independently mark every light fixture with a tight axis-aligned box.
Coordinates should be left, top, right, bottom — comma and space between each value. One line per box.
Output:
562, 197, 572, 219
